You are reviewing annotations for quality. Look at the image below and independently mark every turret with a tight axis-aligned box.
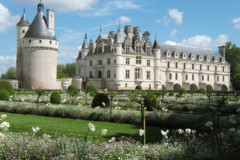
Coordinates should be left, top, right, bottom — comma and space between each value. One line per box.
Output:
153, 37, 161, 89
81, 33, 89, 59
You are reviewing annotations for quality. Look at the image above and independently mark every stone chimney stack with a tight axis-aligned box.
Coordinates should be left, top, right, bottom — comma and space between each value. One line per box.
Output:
47, 9, 55, 36
124, 25, 132, 35
133, 26, 140, 36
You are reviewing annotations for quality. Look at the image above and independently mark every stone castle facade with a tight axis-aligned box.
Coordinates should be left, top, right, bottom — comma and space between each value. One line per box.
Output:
76, 25, 231, 91
16, 1, 59, 90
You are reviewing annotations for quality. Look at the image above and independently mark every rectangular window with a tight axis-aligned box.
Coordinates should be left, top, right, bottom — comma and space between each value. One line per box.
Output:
207, 65, 210, 71
125, 83, 128, 88
89, 71, 93, 78
107, 58, 110, 65
192, 74, 194, 80
186, 74, 188, 80
208, 75, 210, 81
215, 66, 217, 72
136, 56, 142, 64
29, 40, 31, 43
98, 47, 102, 54
200, 64, 202, 71
167, 62, 170, 68
192, 64, 194, 70
175, 73, 178, 80
136, 46, 141, 54
89, 60, 92, 66
98, 60, 102, 65
147, 60, 150, 66
135, 68, 140, 79
50, 41, 52, 44
183, 63, 186, 69
106, 46, 111, 53
114, 60, 116, 64
146, 71, 151, 79
223, 66, 225, 72
126, 58, 130, 65
217, 76, 219, 81
22, 30, 25, 33
202, 75, 204, 81
126, 45, 130, 52
223, 76, 225, 82
175, 62, 178, 69
125, 70, 130, 79
39, 40, 42, 43
146, 47, 151, 55
107, 70, 111, 78
114, 74, 116, 78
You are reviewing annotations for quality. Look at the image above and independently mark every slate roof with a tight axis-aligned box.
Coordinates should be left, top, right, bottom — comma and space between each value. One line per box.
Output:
17, 10, 30, 27
23, 2, 56, 40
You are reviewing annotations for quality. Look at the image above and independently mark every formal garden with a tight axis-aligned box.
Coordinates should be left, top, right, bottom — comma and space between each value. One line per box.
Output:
0, 80, 240, 159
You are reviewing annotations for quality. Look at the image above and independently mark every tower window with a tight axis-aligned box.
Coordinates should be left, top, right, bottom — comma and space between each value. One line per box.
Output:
207, 65, 210, 71
183, 63, 186, 69
192, 64, 194, 70
50, 41, 52, 44
200, 64, 202, 71
39, 40, 42, 43
175, 62, 178, 69
22, 30, 25, 33
208, 75, 210, 81
202, 75, 204, 81
167, 61, 170, 68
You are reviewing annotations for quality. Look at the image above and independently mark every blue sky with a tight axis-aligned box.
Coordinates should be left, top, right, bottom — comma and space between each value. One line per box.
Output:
0, 0, 240, 74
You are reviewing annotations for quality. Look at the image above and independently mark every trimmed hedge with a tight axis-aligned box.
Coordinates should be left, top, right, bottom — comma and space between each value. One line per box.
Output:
0, 80, 14, 95
86, 85, 98, 97
144, 93, 158, 111
67, 84, 78, 97
50, 91, 61, 104
0, 89, 10, 101
92, 93, 109, 108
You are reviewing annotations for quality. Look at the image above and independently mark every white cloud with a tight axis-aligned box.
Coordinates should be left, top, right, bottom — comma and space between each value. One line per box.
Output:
57, 45, 80, 64
114, 1, 140, 9
156, 16, 171, 26
0, 56, 16, 74
17, 0, 99, 12
170, 29, 178, 37
0, 3, 19, 32
232, 17, 240, 29
164, 34, 228, 50
118, 16, 131, 24
169, 9, 183, 24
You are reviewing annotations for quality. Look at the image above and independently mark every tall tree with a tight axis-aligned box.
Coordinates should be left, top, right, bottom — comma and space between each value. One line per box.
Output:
225, 42, 240, 90
1, 67, 16, 79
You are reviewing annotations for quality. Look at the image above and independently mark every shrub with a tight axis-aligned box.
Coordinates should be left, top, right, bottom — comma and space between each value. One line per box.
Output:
67, 84, 78, 97
144, 93, 158, 111
0, 80, 14, 95
169, 91, 175, 96
50, 91, 61, 104
92, 93, 109, 108
198, 88, 206, 94
0, 89, 10, 101
86, 85, 98, 97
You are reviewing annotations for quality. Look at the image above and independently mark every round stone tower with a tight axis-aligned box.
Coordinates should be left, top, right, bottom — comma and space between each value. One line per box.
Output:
18, 1, 59, 89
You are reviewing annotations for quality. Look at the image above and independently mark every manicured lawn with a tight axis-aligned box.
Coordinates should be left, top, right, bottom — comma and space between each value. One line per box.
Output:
1, 112, 163, 143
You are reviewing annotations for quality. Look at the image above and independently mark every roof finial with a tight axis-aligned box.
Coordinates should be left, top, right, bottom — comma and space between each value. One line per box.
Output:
118, 20, 121, 31
23, 8, 25, 14
100, 25, 102, 34
85, 32, 87, 40
155, 33, 157, 40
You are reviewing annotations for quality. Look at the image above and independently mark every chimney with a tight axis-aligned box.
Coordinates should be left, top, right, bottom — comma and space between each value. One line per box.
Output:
218, 46, 225, 58
124, 25, 132, 35
47, 9, 55, 36
133, 26, 140, 36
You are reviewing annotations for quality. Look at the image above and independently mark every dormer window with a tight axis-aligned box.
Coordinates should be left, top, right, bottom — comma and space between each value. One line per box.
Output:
98, 47, 102, 54
190, 54, 194, 60
205, 56, 210, 62
136, 46, 141, 54
174, 52, 178, 58
166, 51, 171, 57
213, 56, 218, 63
125, 45, 130, 53
182, 53, 186, 59
221, 57, 225, 63
146, 47, 151, 55
198, 55, 202, 61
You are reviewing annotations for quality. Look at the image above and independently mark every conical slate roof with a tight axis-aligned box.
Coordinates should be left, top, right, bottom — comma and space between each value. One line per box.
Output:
17, 10, 30, 27
24, 2, 56, 40
153, 39, 160, 49
82, 33, 88, 49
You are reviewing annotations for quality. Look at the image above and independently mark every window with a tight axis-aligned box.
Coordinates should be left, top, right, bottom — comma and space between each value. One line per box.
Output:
136, 56, 142, 64
192, 64, 194, 70
223, 66, 225, 72
175, 62, 178, 69
147, 60, 150, 66
22, 30, 25, 33
202, 75, 204, 81
125, 70, 130, 79
208, 75, 210, 81
89, 60, 92, 66
107, 58, 110, 65
207, 65, 210, 71
98, 60, 102, 65
200, 64, 202, 71
89, 49, 93, 55
192, 74, 194, 80
29, 40, 31, 43
39, 40, 42, 43
50, 41, 52, 44
106, 46, 111, 53
126, 45, 130, 52
126, 58, 130, 65
146, 71, 151, 79
223, 76, 225, 82
215, 66, 217, 72
114, 74, 116, 78
175, 73, 178, 80
98, 47, 102, 54
89, 71, 93, 78
146, 47, 151, 55
186, 74, 188, 80
136, 46, 141, 54
98, 71, 102, 78
107, 70, 111, 78
183, 63, 186, 69
169, 73, 172, 80
167, 62, 170, 68
217, 76, 219, 81
114, 60, 116, 64
135, 68, 141, 79
125, 83, 128, 88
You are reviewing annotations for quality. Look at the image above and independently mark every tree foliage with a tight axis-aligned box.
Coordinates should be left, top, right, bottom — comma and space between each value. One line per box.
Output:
92, 93, 109, 108
57, 63, 76, 79
225, 42, 240, 90
0, 80, 14, 95
67, 84, 78, 97
1, 67, 16, 79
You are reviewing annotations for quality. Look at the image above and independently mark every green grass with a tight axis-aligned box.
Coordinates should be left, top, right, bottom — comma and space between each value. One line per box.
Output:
1, 112, 163, 143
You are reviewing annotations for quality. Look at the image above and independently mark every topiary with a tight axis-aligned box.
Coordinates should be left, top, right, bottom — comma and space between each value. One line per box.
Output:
198, 88, 207, 95
144, 93, 158, 111
50, 91, 61, 104
0, 80, 14, 95
86, 85, 99, 97
0, 89, 10, 101
92, 93, 109, 108
67, 84, 78, 97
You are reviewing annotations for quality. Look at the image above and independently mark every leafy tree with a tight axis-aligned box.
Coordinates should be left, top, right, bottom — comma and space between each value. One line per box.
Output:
0, 80, 14, 95
57, 63, 76, 78
86, 85, 98, 97
225, 42, 240, 90
176, 87, 187, 99
1, 67, 16, 79
36, 89, 45, 108
92, 93, 109, 108
57, 70, 69, 79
